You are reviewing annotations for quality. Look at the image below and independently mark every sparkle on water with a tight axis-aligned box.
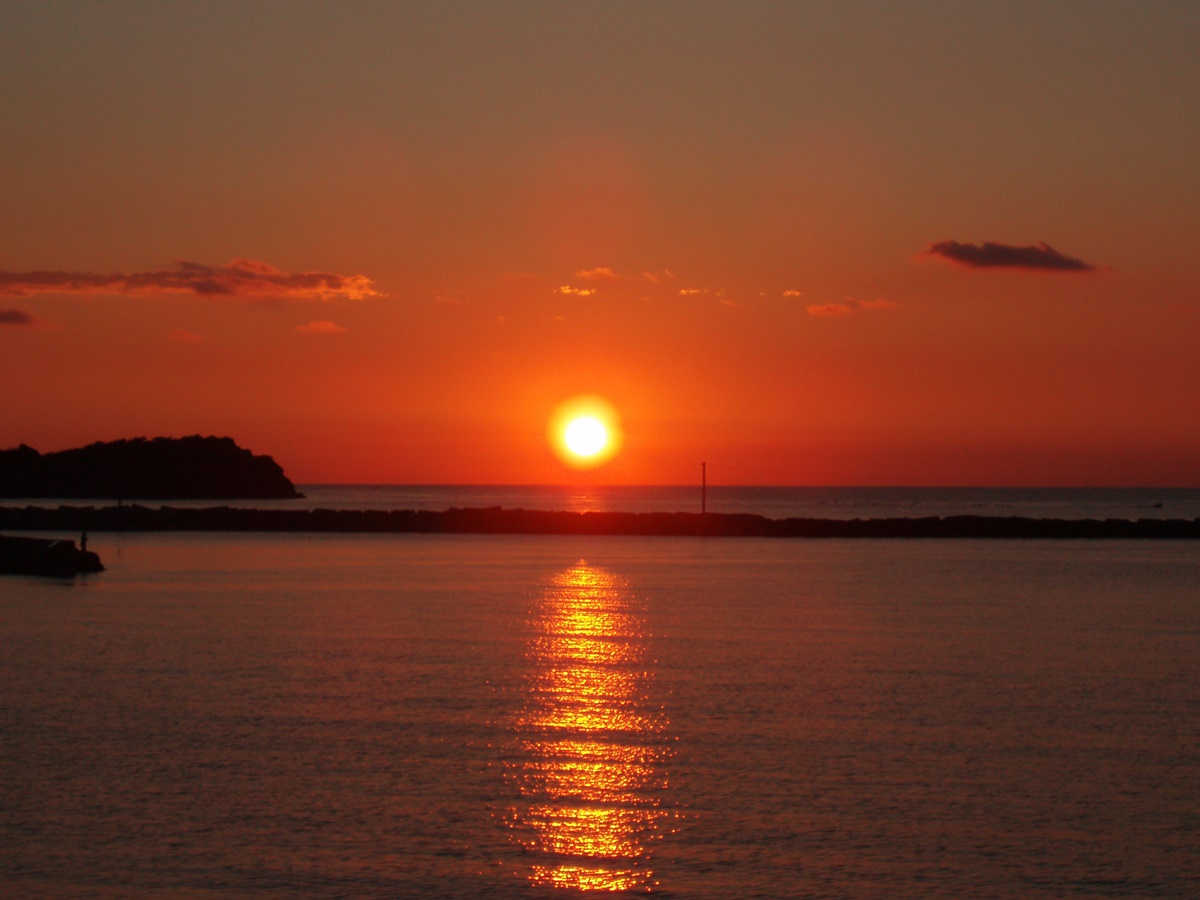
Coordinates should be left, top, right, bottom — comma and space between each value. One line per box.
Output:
506, 563, 671, 892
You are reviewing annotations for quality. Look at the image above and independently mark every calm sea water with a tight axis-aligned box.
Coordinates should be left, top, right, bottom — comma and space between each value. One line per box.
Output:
2, 531, 1198, 897
13, 485, 1200, 520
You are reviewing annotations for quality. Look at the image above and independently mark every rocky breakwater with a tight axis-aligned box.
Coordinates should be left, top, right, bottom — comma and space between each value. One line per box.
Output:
1, 505, 1199, 539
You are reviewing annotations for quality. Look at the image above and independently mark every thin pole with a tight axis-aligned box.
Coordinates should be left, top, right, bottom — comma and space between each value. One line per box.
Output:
701, 461, 706, 515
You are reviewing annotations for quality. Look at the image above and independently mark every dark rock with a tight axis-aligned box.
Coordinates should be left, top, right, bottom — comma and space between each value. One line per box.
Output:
0, 534, 104, 576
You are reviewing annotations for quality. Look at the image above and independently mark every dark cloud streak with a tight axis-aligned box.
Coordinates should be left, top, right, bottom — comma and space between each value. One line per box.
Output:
0, 259, 380, 300
928, 240, 1096, 272
0, 308, 34, 325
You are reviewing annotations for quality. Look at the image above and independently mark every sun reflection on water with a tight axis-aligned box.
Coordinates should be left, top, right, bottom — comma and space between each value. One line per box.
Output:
506, 562, 671, 892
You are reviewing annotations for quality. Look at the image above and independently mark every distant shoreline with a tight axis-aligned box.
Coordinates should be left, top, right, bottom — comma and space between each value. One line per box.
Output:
3, 505, 1199, 539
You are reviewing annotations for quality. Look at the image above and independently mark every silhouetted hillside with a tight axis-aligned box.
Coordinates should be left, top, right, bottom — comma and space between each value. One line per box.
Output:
0, 436, 302, 499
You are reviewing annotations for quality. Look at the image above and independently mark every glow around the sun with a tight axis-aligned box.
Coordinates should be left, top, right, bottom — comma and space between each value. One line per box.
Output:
549, 395, 623, 469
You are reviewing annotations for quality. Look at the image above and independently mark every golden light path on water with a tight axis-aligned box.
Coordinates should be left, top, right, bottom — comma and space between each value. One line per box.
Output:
506, 563, 672, 891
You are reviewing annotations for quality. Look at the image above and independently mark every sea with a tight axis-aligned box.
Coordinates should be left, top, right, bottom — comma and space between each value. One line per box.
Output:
2, 487, 1199, 898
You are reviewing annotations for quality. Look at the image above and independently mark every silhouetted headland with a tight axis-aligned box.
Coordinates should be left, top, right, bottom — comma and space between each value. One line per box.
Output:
0, 436, 301, 500
1, 505, 1197, 539
0, 533, 104, 576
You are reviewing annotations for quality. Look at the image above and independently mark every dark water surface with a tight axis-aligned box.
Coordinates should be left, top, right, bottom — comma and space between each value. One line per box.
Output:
3, 534, 1199, 897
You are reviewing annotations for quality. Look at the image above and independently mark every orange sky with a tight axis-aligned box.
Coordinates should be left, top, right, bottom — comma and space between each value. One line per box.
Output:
2, 3, 1198, 485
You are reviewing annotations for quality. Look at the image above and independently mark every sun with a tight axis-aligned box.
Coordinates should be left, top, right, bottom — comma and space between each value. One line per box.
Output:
564, 416, 608, 457
549, 395, 622, 469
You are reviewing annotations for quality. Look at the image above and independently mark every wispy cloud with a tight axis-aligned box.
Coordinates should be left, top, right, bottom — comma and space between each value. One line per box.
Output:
678, 288, 704, 296
926, 240, 1095, 272
643, 270, 675, 284
574, 266, 620, 282
296, 320, 348, 334
167, 328, 205, 343
0, 308, 34, 326
857, 297, 897, 310
807, 303, 854, 318
557, 285, 596, 297
0, 259, 381, 299
782, 289, 803, 297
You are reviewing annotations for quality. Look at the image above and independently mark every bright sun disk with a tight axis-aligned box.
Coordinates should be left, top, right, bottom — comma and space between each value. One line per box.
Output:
549, 395, 622, 469
564, 416, 608, 457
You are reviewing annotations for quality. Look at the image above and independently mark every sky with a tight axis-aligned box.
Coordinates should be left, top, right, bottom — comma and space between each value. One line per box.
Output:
2, 1, 1198, 486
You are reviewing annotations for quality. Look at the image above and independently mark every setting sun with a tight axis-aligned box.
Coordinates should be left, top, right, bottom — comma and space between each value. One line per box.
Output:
564, 417, 607, 457
549, 396, 623, 470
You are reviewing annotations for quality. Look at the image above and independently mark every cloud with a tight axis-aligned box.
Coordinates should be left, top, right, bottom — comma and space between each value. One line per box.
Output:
167, 328, 205, 343
295, 320, 348, 334
557, 285, 596, 297
782, 289, 803, 297
926, 240, 1095, 272
643, 270, 675, 284
0, 308, 34, 326
0, 258, 381, 300
807, 303, 854, 317
678, 288, 704, 296
574, 266, 620, 282
857, 298, 897, 310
